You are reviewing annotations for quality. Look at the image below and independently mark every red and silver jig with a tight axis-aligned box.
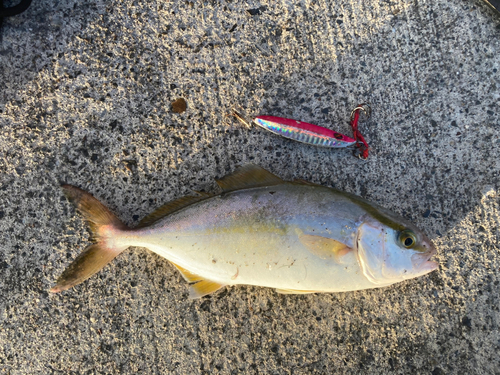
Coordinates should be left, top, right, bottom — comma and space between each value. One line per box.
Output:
232, 104, 371, 158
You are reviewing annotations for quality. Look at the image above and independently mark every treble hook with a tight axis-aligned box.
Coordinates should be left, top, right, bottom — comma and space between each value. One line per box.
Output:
350, 103, 371, 160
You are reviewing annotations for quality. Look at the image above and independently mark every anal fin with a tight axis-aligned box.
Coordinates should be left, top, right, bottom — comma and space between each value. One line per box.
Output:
275, 288, 320, 295
170, 262, 225, 299
189, 280, 225, 299
171, 262, 204, 283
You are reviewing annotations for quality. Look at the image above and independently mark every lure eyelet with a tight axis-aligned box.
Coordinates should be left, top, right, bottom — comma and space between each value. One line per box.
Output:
350, 103, 371, 122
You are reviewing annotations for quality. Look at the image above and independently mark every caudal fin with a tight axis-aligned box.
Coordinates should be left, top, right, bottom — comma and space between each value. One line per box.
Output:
50, 185, 128, 293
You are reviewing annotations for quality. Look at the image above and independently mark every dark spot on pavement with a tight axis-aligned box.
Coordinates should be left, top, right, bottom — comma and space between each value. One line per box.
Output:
172, 98, 187, 114
247, 6, 266, 15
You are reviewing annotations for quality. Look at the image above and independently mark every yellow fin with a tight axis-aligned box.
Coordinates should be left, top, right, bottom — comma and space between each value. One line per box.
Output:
275, 288, 319, 294
171, 262, 204, 283
298, 233, 352, 263
216, 164, 283, 193
61, 184, 126, 241
137, 193, 210, 228
189, 280, 225, 299
51, 185, 128, 293
51, 243, 123, 293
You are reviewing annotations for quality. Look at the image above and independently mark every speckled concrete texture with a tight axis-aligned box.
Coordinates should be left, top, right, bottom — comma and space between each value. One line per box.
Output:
1, 0, 499, 373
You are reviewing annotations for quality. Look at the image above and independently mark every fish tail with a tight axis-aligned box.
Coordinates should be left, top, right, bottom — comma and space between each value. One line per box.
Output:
50, 185, 129, 293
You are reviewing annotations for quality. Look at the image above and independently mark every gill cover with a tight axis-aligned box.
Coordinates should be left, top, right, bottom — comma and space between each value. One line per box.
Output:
356, 222, 434, 286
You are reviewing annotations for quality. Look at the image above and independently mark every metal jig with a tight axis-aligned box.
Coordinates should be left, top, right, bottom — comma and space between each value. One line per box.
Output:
231, 108, 356, 149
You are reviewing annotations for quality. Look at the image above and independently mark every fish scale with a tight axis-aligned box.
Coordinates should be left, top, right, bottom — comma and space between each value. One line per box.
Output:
123, 184, 364, 291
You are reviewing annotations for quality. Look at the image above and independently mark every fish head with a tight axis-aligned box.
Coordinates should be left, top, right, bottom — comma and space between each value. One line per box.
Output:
356, 216, 438, 286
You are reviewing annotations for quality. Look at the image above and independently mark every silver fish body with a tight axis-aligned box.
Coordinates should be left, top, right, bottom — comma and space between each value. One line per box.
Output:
51, 165, 438, 298
124, 183, 371, 292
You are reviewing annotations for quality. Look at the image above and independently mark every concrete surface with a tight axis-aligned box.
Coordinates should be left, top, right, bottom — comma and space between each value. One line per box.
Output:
1, 0, 500, 373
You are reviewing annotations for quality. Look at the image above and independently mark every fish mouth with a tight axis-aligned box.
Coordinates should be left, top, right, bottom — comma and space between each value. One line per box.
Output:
420, 259, 439, 273
411, 247, 438, 275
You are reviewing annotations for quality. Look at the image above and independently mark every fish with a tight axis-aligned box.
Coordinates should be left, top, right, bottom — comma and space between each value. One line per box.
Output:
50, 165, 438, 298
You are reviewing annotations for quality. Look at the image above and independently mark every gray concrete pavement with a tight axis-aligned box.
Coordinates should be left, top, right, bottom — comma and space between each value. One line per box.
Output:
1, 0, 499, 373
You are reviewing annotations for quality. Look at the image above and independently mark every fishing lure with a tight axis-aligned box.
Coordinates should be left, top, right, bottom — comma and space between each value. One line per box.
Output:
232, 104, 371, 158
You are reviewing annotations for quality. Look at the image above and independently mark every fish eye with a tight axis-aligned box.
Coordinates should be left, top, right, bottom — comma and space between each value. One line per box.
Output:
399, 230, 417, 249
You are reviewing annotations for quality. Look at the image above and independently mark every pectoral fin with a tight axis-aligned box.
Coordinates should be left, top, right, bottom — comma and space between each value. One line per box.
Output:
298, 233, 352, 264
189, 280, 225, 299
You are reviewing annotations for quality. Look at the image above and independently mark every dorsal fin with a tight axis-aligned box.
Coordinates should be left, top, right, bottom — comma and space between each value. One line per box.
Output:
216, 164, 284, 193
171, 262, 204, 283
137, 193, 210, 228
293, 178, 321, 186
